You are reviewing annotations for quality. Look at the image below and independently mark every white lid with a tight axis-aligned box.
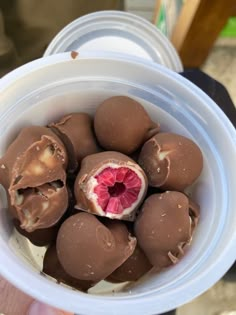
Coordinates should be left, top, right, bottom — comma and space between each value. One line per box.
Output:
44, 10, 183, 72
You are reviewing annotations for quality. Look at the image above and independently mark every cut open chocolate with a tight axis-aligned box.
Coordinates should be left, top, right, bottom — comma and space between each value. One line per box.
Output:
74, 151, 147, 220
12, 181, 68, 232
0, 126, 68, 231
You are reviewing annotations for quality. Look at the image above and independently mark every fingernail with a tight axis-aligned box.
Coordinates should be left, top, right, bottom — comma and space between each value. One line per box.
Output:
28, 301, 64, 315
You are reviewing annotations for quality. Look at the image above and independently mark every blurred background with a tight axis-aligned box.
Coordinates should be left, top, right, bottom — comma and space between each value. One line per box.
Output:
0, 1, 235, 314
0, 0, 235, 107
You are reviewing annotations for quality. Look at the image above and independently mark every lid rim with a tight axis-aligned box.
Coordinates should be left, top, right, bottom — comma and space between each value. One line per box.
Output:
44, 10, 183, 72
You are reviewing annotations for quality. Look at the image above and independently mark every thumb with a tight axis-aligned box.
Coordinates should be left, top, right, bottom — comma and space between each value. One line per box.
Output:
27, 300, 73, 315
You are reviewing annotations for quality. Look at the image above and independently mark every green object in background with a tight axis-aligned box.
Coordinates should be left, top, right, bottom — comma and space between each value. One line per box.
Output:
155, 0, 183, 38
220, 17, 236, 37
155, 3, 167, 36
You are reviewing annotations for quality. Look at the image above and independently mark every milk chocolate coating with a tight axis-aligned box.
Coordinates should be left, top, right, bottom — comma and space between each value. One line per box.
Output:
43, 245, 95, 292
56, 212, 136, 282
13, 182, 68, 232
134, 192, 198, 268
146, 186, 163, 198
14, 219, 59, 247
0, 126, 67, 190
107, 245, 152, 283
0, 126, 68, 232
74, 151, 147, 221
138, 133, 203, 191
188, 197, 200, 232
50, 113, 99, 172
94, 96, 159, 154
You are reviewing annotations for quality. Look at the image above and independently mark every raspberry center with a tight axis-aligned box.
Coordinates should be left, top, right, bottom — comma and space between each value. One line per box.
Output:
108, 182, 126, 197
94, 167, 141, 214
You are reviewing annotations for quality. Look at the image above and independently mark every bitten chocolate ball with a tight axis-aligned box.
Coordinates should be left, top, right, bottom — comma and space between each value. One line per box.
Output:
0, 126, 67, 190
14, 182, 68, 232
50, 113, 99, 172
74, 151, 147, 221
107, 245, 152, 283
0, 126, 68, 232
56, 212, 136, 282
138, 133, 203, 190
94, 96, 159, 154
43, 245, 95, 292
134, 192, 199, 268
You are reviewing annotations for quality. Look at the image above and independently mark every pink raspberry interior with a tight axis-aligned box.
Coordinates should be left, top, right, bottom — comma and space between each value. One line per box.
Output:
94, 167, 142, 214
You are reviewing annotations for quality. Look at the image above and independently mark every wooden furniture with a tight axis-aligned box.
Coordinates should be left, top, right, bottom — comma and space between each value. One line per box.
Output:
156, 0, 236, 68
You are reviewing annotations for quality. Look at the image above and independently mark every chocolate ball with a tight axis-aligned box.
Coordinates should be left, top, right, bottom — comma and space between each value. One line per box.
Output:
0, 126, 67, 190
14, 182, 68, 232
74, 151, 147, 221
107, 245, 152, 283
134, 192, 199, 268
50, 113, 99, 172
0, 126, 68, 232
94, 96, 159, 154
14, 219, 59, 247
43, 245, 95, 292
138, 133, 203, 191
56, 212, 136, 282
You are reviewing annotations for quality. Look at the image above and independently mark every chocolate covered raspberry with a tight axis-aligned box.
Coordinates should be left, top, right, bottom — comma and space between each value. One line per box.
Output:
14, 219, 59, 247
138, 133, 203, 190
94, 96, 159, 154
43, 245, 95, 292
107, 245, 152, 283
74, 151, 147, 221
56, 212, 136, 282
134, 192, 199, 268
50, 113, 99, 172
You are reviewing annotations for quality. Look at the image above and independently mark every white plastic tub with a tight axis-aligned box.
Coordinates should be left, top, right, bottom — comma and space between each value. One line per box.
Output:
0, 52, 236, 315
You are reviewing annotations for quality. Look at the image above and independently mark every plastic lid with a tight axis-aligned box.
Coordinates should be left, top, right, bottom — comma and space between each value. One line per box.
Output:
44, 11, 183, 72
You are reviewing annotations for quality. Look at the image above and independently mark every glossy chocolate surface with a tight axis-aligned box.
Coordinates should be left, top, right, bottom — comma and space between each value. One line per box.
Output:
94, 96, 159, 154
57, 212, 136, 281
50, 113, 99, 172
138, 133, 203, 190
135, 192, 198, 268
